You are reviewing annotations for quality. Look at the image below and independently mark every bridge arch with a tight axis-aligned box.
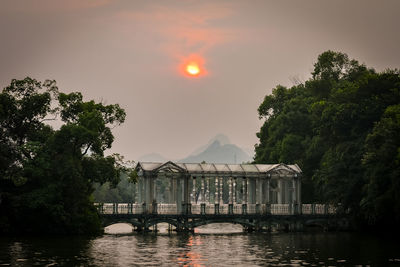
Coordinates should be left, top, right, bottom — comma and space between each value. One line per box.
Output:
143, 218, 181, 229
190, 218, 256, 229
103, 219, 143, 228
304, 218, 330, 230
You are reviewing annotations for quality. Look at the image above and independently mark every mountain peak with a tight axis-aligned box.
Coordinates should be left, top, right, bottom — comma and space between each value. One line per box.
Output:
211, 134, 230, 146
208, 139, 222, 149
189, 134, 231, 157
179, 135, 251, 164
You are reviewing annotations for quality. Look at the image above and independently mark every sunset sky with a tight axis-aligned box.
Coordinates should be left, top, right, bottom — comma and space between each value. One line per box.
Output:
1, 0, 399, 161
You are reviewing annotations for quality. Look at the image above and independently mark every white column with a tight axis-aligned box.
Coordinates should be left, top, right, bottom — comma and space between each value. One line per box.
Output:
169, 176, 174, 203
228, 178, 232, 204
285, 180, 290, 203
246, 178, 251, 204
244, 178, 248, 204
292, 177, 296, 204
219, 177, 223, 204
177, 177, 182, 213
277, 179, 282, 204
266, 178, 270, 204
145, 176, 150, 204
233, 178, 237, 204
201, 177, 205, 203
248, 178, 253, 204
257, 177, 263, 204
192, 177, 196, 203
215, 177, 219, 204
172, 177, 177, 203
206, 177, 210, 204
297, 176, 301, 205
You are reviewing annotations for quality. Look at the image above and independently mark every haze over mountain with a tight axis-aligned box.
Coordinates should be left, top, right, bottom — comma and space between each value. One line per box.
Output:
179, 139, 252, 164
137, 134, 253, 163
188, 134, 231, 157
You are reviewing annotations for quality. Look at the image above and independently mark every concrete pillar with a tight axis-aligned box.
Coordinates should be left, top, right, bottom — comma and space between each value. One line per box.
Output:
277, 179, 282, 204
184, 175, 190, 203
297, 176, 301, 206
248, 178, 254, 204
170, 176, 174, 203
150, 175, 155, 203
144, 175, 149, 205
206, 177, 211, 204
292, 177, 296, 204
171, 177, 176, 203
165, 186, 170, 203
243, 178, 248, 204
215, 177, 219, 204
255, 177, 259, 204
192, 177, 196, 203
257, 177, 263, 204
155, 177, 159, 203
285, 180, 290, 203
144, 175, 153, 213
177, 177, 183, 214
266, 178, 270, 204
219, 177, 223, 204
229, 177, 233, 204
246, 178, 250, 204
201, 177, 205, 203
233, 178, 237, 204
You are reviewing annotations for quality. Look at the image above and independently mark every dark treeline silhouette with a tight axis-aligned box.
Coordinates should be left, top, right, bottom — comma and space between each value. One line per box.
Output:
0, 78, 135, 235
254, 51, 400, 231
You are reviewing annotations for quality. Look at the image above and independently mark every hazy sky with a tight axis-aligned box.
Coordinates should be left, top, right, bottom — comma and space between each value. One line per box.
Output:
1, 0, 399, 161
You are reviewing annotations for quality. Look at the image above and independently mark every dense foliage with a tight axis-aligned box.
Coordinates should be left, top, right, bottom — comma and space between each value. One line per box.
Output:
0, 78, 133, 235
255, 51, 400, 230
93, 172, 137, 203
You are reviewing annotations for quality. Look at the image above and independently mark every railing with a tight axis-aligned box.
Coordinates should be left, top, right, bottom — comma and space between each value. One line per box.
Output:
97, 203, 145, 214
301, 204, 337, 215
96, 203, 339, 216
270, 204, 289, 215
191, 204, 201, 215
158, 204, 178, 214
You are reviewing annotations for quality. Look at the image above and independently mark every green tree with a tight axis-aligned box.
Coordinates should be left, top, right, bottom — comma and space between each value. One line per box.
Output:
361, 104, 400, 228
0, 77, 132, 235
255, 51, 400, 230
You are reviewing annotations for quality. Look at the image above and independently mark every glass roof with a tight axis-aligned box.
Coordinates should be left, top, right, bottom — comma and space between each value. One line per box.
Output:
137, 161, 301, 175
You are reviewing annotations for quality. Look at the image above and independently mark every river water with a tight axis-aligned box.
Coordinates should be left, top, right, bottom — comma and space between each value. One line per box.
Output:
1, 223, 399, 266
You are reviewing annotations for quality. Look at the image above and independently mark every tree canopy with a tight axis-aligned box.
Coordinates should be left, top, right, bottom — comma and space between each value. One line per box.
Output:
0, 78, 133, 235
255, 51, 400, 230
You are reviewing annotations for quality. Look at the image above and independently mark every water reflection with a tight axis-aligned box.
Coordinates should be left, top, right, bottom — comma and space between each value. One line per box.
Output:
1, 226, 400, 266
176, 236, 205, 266
1, 236, 93, 266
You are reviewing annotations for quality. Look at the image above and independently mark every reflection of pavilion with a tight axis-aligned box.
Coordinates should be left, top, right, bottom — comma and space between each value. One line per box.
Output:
135, 161, 302, 214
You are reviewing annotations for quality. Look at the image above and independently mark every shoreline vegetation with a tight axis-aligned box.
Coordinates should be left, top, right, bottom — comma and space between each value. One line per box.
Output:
1, 51, 399, 235
0, 78, 135, 235
254, 51, 400, 232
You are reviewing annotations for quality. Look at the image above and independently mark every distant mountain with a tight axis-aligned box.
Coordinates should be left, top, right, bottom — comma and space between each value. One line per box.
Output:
188, 134, 231, 156
179, 139, 252, 164
137, 152, 168, 162
137, 134, 253, 164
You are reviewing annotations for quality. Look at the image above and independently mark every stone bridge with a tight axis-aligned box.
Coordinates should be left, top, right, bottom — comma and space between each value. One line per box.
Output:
97, 161, 349, 232
97, 203, 349, 232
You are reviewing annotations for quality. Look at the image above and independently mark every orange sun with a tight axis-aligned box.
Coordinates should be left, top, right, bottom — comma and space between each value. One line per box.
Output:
180, 54, 207, 78
186, 63, 200, 76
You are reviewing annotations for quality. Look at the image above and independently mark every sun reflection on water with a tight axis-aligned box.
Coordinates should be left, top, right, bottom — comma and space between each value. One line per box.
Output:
176, 236, 206, 267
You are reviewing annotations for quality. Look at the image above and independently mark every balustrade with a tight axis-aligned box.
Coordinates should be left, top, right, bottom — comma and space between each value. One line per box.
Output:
191, 204, 201, 215
96, 203, 339, 216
